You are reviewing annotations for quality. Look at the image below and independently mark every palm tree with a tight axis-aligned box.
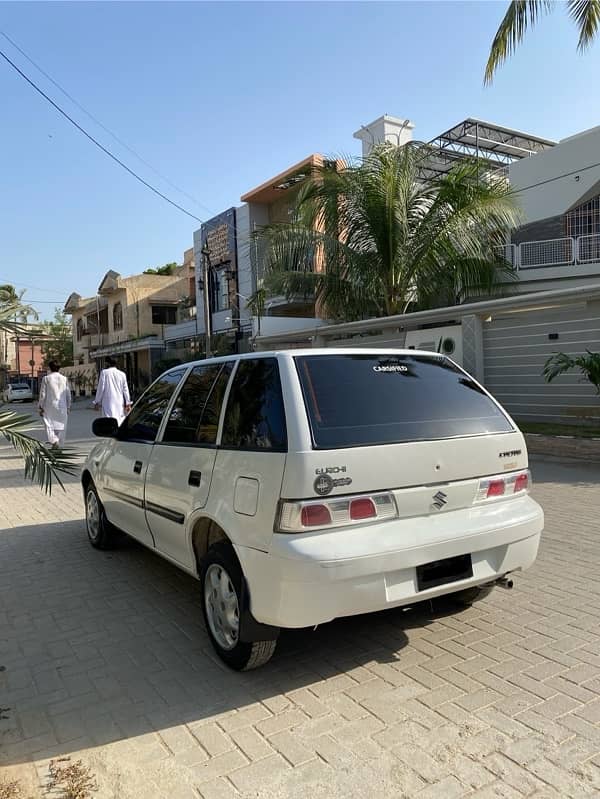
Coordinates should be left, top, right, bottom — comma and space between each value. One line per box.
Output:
252, 143, 521, 322
544, 350, 600, 393
0, 297, 77, 493
485, 0, 600, 84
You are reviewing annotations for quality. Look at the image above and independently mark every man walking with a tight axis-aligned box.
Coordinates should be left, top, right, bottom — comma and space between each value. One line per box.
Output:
38, 361, 71, 449
94, 357, 131, 425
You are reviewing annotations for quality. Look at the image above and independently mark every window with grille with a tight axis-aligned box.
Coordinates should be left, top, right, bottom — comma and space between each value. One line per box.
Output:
113, 302, 123, 331
565, 195, 600, 237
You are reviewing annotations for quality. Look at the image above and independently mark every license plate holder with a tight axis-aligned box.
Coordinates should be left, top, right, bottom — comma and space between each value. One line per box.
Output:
416, 554, 473, 592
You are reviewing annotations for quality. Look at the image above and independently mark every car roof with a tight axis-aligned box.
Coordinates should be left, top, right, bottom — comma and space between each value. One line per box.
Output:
160, 348, 444, 377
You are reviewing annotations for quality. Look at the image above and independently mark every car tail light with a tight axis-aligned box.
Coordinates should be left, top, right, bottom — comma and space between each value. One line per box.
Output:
277, 491, 397, 533
300, 504, 332, 527
487, 480, 505, 498
350, 498, 376, 520
513, 473, 529, 493
475, 470, 531, 503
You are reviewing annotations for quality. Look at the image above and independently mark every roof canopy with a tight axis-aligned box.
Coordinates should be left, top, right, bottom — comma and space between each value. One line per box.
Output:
423, 117, 556, 179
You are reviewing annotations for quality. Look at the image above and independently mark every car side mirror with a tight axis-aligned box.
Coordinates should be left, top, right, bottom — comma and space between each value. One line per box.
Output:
92, 417, 119, 438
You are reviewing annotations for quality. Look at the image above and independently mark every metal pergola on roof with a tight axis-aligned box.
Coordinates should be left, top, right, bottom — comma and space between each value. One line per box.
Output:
422, 117, 557, 180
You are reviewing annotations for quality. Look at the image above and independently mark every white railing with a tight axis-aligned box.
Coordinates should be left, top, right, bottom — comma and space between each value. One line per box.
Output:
576, 233, 600, 264
519, 237, 575, 269
496, 233, 600, 270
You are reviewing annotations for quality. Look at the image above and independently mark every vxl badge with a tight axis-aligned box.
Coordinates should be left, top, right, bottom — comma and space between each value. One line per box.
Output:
432, 490, 448, 510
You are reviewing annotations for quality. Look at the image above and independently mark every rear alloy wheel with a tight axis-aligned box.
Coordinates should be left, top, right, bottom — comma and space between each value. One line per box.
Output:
200, 542, 277, 670
85, 483, 117, 550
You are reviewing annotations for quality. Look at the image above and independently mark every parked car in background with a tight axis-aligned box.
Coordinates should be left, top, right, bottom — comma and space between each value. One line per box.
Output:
2, 383, 33, 403
82, 349, 544, 671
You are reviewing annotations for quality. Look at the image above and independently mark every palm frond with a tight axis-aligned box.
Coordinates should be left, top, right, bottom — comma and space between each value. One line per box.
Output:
0, 410, 79, 494
485, 0, 554, 83
568, 0, 600, 49
543, 352, 577, 383
574, 350, 600, 392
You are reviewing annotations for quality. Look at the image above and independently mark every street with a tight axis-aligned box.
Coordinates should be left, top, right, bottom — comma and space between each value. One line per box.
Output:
1, 399, 99, 452
1, 431, 599, 798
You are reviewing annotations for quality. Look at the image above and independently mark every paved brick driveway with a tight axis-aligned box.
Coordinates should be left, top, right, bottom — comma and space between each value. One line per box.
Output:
1, 440, 600, 798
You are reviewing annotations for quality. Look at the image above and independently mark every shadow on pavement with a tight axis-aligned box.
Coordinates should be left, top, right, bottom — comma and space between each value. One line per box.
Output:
0, 517, 465, 765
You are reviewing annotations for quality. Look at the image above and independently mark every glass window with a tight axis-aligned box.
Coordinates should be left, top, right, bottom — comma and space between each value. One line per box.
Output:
151, 305, 177, 325
119, 369, 186, 442
221, 358, 287, 451
162, 362, 233, 445
113, 302, 123, 331
210, 268, 231, 312
295, 354, 513, 449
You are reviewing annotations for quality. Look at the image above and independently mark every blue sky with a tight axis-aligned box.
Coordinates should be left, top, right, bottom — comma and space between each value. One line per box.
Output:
1, 1, 600, 319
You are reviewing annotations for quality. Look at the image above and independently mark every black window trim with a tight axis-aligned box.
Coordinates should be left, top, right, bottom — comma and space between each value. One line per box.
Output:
218, 356, 289, 454
117, 366, 190, 444
293, 353, 515, 451
157, 361, 234, 449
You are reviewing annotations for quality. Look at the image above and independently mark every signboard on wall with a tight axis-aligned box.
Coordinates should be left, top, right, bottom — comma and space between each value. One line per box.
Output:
199, 207, 238, 316
201, 208, 237, 270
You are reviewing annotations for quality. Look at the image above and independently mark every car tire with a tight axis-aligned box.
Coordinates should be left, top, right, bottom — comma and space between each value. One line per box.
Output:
200, 542, 277, 671
452, 583, 495, 606
85, 482, 117, 550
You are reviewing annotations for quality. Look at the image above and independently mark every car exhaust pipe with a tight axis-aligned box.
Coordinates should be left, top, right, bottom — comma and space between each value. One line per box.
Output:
496, 576, 514, 589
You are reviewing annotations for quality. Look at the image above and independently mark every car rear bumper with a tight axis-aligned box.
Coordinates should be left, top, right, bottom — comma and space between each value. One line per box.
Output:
237, 495, 543, 628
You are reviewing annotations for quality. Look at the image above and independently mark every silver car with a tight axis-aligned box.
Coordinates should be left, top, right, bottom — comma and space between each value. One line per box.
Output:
2, 383, 33, 403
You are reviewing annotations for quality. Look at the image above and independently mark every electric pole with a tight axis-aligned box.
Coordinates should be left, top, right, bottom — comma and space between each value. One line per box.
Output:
201, 242, 212, 358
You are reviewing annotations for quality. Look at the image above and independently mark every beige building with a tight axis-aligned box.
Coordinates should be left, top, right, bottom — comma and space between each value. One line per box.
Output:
64, 255, 195, 394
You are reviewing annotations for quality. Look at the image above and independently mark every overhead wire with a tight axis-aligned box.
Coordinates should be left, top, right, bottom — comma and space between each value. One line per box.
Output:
0, 30, 215, 216
0, 278, 67, 296
0, 47, 203, 223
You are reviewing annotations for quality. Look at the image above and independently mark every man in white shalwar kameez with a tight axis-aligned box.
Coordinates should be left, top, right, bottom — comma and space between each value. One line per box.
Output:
38, 361, 71, 448
94, 357, 131, 425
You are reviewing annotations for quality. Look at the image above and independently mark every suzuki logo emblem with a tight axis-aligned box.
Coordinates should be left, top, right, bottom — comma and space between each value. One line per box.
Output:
432, 490, 448, 510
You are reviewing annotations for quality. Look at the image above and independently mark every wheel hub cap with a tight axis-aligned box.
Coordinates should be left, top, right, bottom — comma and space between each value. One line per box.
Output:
204, 564, 240, 651
86, 491, 100, 540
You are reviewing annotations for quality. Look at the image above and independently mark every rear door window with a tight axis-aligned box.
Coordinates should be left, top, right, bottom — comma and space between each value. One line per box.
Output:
162, 362, 233, 445
221, 358, 287, 451
295, 354, 513, 449
119, 369, 186, 443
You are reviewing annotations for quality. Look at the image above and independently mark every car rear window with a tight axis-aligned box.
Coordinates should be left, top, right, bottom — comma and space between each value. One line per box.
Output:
12, 384, 29, 389
295, 354, 514, 449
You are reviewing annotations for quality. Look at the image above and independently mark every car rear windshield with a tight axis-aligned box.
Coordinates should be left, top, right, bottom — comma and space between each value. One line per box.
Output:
295, 354, 514, 449
12, 384, 29, 390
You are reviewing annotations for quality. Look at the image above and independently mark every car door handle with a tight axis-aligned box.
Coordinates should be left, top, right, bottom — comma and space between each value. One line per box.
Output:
133, 461, 143, 474
188, 470, 201, 487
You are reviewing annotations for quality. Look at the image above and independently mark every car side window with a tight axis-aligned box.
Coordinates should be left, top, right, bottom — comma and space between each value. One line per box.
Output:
119, 369, 186, 443
162, 362, 233, 446
221, 358, 287, 452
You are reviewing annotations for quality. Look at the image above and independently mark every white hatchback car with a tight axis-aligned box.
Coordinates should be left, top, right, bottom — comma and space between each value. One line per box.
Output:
83, 349, 543, 670
2, 382, 33, 403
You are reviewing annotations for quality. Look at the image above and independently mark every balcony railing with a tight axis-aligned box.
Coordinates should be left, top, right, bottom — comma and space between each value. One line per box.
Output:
495, 234, 600, 270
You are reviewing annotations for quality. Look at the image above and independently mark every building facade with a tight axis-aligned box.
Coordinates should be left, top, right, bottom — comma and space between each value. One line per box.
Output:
64, 258, 195, 393
507, 125, 600, 293
0, 324, 50, 392
191, 156, 333, 352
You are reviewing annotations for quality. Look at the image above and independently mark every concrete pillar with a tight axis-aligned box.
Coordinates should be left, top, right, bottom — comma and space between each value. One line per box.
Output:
353, 115, 415, 158
461, 315, 485, 383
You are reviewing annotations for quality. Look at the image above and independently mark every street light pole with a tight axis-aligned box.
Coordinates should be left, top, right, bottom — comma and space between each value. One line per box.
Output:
201, 243, 212, 358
